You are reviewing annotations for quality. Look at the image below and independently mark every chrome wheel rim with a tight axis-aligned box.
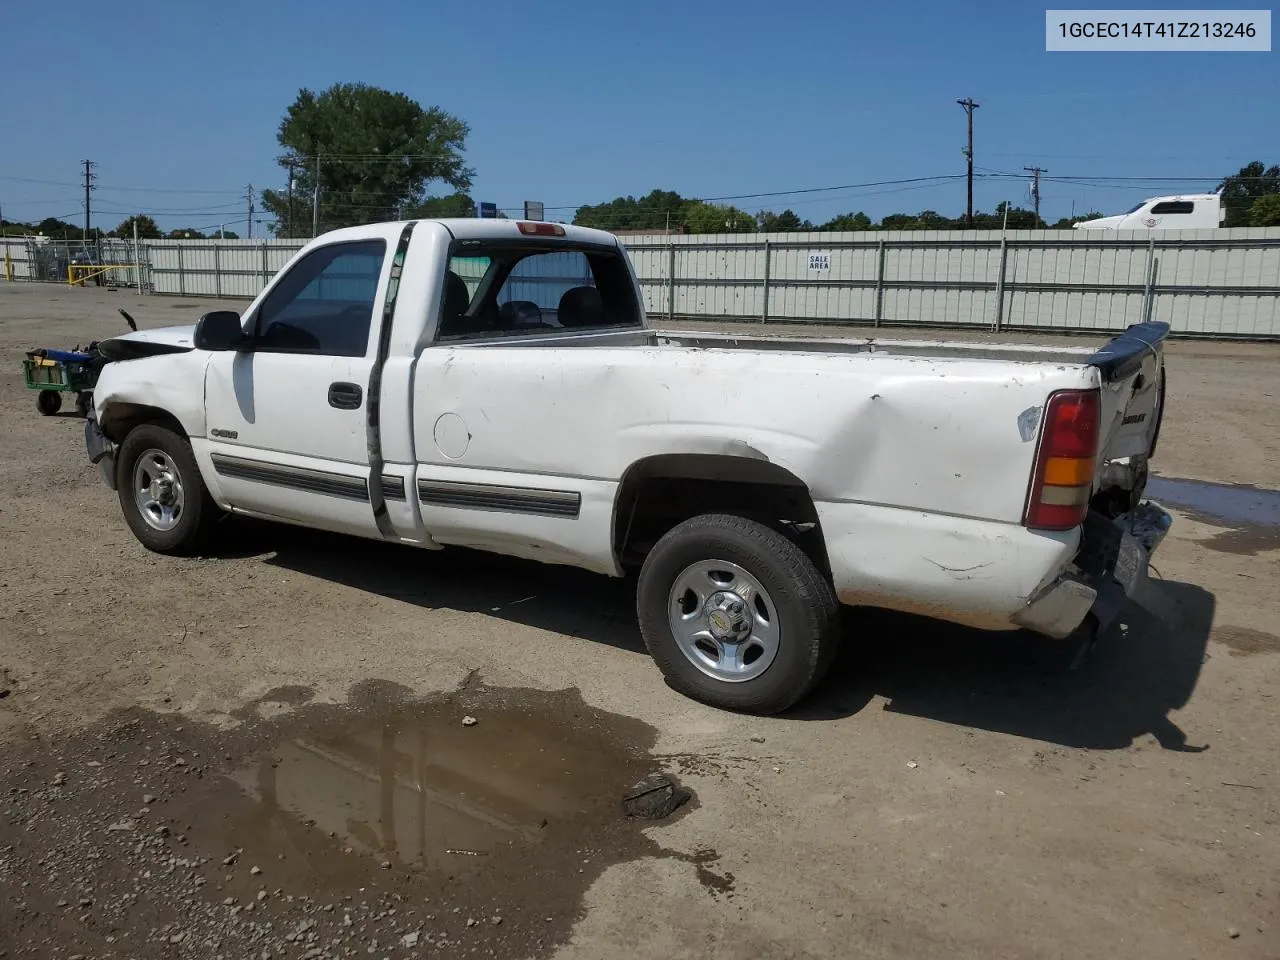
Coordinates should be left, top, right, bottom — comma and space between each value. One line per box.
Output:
668, 560, 780, 683
132, 449, 185, 532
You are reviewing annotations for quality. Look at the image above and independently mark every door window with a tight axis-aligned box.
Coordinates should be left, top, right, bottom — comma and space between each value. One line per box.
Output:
254, 240, 387, 356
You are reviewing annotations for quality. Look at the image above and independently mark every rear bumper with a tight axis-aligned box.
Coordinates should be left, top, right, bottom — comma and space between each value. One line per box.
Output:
1014, 502, 1173, 638
84, 413, 118, 490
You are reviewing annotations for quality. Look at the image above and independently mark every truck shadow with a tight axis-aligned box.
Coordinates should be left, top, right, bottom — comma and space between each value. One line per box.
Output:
250, 523, 1213, 752
796, 578, 1215, 752
250, 523, 647, 656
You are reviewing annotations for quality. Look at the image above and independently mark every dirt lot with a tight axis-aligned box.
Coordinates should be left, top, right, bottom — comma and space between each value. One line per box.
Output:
1, 283, 1278, 960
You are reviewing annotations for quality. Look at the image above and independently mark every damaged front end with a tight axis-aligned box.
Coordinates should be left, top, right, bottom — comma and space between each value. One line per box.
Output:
84, 408, 118, 490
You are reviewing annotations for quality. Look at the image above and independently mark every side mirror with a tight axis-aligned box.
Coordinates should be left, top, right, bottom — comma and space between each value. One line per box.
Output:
193, 311, 246, 351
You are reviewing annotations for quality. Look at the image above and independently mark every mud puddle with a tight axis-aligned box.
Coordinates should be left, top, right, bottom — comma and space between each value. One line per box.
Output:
1146, 476, 1280, 554
0, 681, 720, 960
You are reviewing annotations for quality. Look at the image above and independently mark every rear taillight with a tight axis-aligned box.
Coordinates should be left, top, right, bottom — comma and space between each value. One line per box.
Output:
1024, 389, 1100, 531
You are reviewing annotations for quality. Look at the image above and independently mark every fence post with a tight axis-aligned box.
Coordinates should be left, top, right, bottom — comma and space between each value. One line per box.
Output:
177, 244, 185, 297
667, 241, 676, 322
873, 239, 887, 326
261, 240, 269, 292
993, 235, 1009, 332
761, 239, 771, 323
133, 221, 142, 295
214, 244, 222, 298
1142, 235, 1156, 323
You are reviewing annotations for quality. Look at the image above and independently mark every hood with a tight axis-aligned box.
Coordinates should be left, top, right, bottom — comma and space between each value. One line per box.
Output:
1073, 215, 1124, 230
99, 324, 196, 361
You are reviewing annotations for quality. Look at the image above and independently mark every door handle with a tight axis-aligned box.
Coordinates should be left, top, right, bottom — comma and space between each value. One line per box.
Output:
328, 382, 363, 410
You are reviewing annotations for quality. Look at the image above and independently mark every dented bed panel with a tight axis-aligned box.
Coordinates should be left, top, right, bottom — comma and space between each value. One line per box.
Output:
815, 499, 1080, 630
411, 344, 1096, 526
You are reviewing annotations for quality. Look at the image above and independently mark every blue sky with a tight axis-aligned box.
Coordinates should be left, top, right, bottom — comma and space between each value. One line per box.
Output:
2, 0, 1276, 233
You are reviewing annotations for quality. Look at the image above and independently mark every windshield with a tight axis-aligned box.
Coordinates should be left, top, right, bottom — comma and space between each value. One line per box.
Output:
1124, 200, 1148, 214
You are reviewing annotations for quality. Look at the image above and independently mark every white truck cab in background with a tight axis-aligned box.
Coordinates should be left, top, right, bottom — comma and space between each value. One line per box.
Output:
1074, 192, 1226, 230
84, 218, 1173, 715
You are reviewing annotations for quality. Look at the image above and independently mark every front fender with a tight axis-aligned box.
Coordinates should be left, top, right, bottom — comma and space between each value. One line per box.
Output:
94, 352, 212, 441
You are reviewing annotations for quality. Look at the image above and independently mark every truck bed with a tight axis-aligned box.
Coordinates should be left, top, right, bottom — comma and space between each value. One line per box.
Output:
464, 324, 1156, 380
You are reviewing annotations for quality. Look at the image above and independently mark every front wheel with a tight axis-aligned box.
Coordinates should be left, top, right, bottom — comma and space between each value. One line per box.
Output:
637, 514, 841, 714
116, 423, 215, 555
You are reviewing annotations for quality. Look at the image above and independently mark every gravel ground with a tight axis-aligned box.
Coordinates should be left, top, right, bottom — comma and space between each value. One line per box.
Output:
1, 283, 1278, 960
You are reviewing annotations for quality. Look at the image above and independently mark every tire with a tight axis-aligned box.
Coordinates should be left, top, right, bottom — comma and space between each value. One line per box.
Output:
116, 423, 215, 555
637, 514, 841, 714
37, 391, 62, 416
75, 392, 93, 419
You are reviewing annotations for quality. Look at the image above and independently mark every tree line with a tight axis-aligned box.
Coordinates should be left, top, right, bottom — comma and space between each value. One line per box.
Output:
572, 164, 1280, 233
570, 191, 1102, 232
0, 215, 239, 241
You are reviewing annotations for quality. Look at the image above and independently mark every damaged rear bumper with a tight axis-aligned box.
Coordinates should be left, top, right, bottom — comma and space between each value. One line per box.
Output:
1013, 502, 1173, 638
84, 413, 118, 490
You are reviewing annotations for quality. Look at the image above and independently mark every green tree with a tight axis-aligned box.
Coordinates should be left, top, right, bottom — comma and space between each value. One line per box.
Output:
404, 191, 476, 219
30, 217, 100, 240
573, 189, 686, 230
757, 209, 813, 232
262, 83, 473, 237
167, 227, 207, 239
1248, 193, 1280, 226
681, 201, 756, 233
820, 211, 873, 231
1050, 212, 1104, 228
879, 213, 919, 230
1218, 161, 1280, 227
111, 215, 162, 239
970, 203, 1044, 230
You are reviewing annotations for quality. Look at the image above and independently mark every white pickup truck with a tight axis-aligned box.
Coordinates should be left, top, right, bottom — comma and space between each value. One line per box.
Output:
85, 219, 1172, 714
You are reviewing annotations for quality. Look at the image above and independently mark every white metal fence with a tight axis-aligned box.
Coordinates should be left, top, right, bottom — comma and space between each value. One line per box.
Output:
625, 228, 1280, 338
4, 228, 1280, 338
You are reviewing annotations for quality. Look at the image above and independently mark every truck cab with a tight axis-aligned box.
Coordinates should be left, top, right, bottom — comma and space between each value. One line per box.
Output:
1073, 193, 1226, 230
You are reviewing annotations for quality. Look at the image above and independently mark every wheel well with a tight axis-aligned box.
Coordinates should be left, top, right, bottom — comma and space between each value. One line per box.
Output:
100, 403, 187, 443
613, 454, 830, 576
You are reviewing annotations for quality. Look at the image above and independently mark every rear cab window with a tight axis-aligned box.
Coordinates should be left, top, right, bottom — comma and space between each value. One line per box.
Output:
437, 242, 641, 340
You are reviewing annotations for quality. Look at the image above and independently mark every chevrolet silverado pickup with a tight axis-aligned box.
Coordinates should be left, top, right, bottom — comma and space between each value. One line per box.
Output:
84, 218, 1172, 714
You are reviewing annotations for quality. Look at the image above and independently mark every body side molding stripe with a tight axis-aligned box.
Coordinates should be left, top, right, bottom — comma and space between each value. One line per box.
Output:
211, 453, 369, 502
417, 478, 581, 518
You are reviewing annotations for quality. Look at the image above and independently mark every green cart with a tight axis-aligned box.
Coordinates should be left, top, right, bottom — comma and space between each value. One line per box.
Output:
23, 349, 99, 417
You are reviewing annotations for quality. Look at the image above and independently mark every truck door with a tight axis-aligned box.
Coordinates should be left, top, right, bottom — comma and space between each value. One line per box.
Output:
202, 229, 401, 538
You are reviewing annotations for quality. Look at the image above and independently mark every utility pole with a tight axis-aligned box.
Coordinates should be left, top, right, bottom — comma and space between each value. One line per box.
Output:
284, 159, 296, 239
311, 155, 321, 238
82, 159, 96, 239
245, 184, 255, 240
956, 99, 979, 227
1024, 166, 1048, 223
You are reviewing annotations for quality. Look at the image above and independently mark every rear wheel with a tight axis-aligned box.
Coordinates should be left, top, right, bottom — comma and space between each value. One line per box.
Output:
36, 391, 62, 416
637, 514, 840, 714
116, 424, 216, 555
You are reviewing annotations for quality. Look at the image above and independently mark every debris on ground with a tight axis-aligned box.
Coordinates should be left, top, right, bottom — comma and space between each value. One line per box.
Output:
622, 772, 691, 820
